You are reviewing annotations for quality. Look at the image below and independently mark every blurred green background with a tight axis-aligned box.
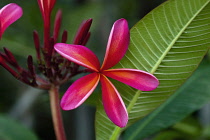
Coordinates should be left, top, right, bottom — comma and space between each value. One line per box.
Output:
0, 0, 210, 140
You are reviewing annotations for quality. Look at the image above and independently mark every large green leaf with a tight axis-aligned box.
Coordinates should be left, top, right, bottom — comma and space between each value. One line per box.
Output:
0, 114, 38, 140
0, 39, 35, 58
123, 59, 210, 140
95, 0, 210, 139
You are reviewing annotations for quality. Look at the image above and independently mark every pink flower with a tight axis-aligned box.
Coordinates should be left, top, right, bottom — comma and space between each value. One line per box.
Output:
54, 19, 159, 127
0, 3, 23, 39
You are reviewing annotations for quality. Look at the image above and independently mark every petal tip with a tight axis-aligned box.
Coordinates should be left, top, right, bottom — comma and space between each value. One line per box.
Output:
60, 102, 77, 111
60, 98, 77, 110
144, 76, 159, 91
107, 109, 128, 128
0, 3, 23, 38
116, 114, 128, 128
115, 18, 128, 25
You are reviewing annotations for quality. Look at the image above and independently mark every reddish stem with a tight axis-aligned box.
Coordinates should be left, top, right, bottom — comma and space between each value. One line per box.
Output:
53, 10, 62, 42
0, 60, 19, 79
49, 85, 67, 140
44, 16, 51, 52
33, 30, 41, 61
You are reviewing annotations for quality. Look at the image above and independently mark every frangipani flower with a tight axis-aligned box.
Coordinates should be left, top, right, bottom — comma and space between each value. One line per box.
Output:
54, 19, 159, 127
0, 3, 23, 39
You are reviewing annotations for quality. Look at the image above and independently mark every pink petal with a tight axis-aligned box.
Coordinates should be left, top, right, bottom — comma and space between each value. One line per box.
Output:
100, 18, 130, 70
54, 43, 100, 72
100, 74, 128, 128
61, 73, 100, 110
0, 21, 2, 38
0, 3, 23, 39
103, 68, 159, 91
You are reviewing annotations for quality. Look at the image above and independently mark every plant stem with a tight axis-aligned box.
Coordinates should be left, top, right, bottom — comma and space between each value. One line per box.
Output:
49, 85, 67, 140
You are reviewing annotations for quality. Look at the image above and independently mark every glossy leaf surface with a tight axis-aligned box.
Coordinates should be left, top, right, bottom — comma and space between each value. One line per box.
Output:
0, 115, 38, 140
123, 60, 210, 140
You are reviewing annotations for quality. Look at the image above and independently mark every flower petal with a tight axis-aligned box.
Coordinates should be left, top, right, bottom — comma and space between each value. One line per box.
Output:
100, 74, 128, 128
103, 68, 159, 91
54, 43, 100, 72
0, 3, 23, 39
61, 73, 100, 110
100, 18, 129, 70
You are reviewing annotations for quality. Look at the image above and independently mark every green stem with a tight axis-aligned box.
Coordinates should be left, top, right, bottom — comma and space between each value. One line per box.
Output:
110, 127, 121, 140
49, 85, 67, 140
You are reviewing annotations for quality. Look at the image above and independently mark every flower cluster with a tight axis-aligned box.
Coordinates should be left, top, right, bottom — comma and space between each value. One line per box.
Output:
0, 1, 159, 128
0, 1, 92, 90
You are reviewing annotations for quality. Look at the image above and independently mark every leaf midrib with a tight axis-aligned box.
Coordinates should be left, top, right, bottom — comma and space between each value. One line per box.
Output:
109, 1, 210, 140
150, 1, 209, 74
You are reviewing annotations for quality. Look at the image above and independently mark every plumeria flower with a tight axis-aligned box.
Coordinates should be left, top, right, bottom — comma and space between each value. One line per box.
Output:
0, 3, 23, 39
54, 19, 159, 127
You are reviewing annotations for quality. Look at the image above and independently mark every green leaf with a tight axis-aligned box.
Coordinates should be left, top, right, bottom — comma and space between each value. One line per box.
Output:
0, 115, 38, 140
123, 60, 210, 140
152, 131, 184, 140
95, 0, 210, 139
0, 39, 36, 58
